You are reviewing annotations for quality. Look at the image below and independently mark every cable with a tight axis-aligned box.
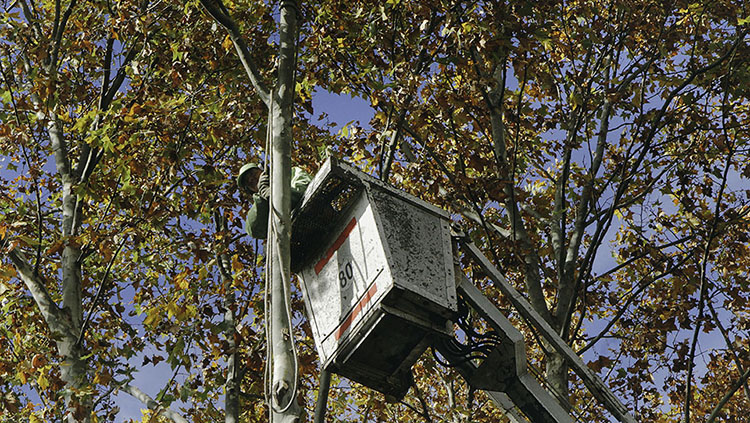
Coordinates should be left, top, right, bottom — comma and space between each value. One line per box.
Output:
263, 87, 274, 413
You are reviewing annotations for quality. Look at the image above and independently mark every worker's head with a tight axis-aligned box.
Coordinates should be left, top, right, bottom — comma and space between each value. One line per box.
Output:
237, 163, 262, 194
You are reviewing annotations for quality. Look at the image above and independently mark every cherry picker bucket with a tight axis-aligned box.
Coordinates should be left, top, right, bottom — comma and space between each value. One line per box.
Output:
291, 157, 457, 399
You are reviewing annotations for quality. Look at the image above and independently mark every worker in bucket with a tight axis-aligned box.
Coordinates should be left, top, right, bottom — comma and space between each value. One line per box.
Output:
237, 163, 312, 238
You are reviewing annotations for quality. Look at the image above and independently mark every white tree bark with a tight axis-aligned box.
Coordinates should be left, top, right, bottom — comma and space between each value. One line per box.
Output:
268, 2, 303, 422
122, 384, 189, 423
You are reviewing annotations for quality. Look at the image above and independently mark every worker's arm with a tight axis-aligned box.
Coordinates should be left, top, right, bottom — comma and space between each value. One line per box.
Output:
244, 194, 269, 239
246, 168, 311, 238
290, 167, 313, 208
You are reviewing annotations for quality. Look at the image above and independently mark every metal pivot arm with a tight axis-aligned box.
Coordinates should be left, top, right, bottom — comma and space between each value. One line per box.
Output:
438, 272, 573, 423
433, 339, 529, 423
459, 238, 637, 423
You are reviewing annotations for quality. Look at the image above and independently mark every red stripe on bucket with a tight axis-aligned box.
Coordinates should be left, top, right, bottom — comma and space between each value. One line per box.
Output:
314, 217, 357, 275
334, 282, 378, 341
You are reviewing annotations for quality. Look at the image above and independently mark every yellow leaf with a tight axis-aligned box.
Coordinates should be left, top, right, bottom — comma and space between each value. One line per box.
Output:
29, 414, 41, 423
174, 272, 189, 290
94, 370, 111, 385
222, 34, 233, 52
128, 103, 143, 116
143, 309, 161, 327
37, 373, 49, 389
177, 276, 189, 291
167, 302, 178, 319
0, 265, 17, 281
231, 255, 243, 273
18, 370, 27, 384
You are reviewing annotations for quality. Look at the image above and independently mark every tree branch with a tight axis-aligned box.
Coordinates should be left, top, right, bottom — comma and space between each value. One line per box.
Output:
214, 210, 240, 423
557, 95, 612, 336
706, 367, 750, 423
379, 96, 411, 182
707, 300, 750, 401
410, 382, 434, 423
6, 247, 73, 337
101, 36, 143, 110
578, 254, 690, 354
18, 0, 44, 43
467, 47, 552, 325
49, 0, 79, 70
121, 384, 189, 423
684, 145, 734, 423
198, 0, 270, 106
76, 234, 129, 347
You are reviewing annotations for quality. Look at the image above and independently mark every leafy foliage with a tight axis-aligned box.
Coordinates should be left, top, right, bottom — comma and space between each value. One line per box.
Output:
1, 0, 749, 422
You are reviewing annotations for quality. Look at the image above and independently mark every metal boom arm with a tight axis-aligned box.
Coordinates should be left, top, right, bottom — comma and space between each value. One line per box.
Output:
459, 238, 636, 423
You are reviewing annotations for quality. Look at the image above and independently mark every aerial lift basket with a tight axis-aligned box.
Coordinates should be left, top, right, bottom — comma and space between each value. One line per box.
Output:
291, 157, 457, 399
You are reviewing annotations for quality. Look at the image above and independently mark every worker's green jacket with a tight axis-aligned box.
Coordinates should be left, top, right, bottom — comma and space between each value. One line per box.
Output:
244, 167, 312, 239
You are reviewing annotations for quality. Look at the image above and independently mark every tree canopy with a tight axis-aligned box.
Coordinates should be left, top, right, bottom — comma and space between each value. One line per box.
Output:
1, 0, 749, 422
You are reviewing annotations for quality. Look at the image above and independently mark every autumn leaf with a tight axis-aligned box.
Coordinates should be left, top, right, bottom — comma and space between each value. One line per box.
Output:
36, 373, 49, 390
222, 34, 233, 52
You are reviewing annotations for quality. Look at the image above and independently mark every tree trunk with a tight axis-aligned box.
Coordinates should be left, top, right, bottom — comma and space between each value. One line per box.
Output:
545, 351, 569, 407
484, 70, 570, 406
50, 106, 90, 422
216, 211, 240, 423
268, 1, 302, 422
